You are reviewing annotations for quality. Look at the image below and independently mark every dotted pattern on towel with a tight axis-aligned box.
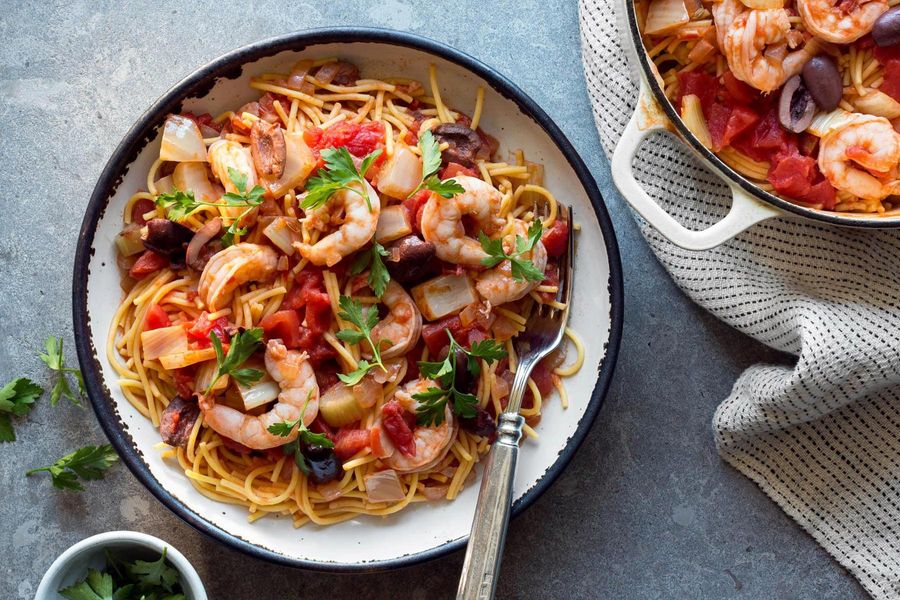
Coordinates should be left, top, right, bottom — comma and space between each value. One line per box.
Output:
579, 0, 900, 596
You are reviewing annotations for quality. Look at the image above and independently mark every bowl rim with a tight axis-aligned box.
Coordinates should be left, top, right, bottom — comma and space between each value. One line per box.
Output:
35, 530, 207, 600
622, 0, 900, 228
72, 26, 624, 572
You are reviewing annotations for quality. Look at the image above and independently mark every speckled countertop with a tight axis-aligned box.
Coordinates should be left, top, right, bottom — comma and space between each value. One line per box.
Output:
0, 1, 867, 598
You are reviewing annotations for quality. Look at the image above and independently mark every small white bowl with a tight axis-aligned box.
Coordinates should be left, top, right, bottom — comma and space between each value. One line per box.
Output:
35, 531, 206, 600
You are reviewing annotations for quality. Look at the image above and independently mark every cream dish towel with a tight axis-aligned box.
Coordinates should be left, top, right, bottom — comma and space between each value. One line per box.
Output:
579, 0, 900, 596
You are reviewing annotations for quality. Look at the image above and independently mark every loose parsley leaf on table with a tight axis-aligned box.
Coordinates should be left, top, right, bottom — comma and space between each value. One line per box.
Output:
349, 241, 390, 299
334, 295, 390, 385
479, 220, 545, 283
26, 444, 119, 491
302, 146, 382, 212
413, 329, 506, 426
414, 332, 507, 426
39, 336, 85, 407
207, 328, 264, 394
0, 377, 42, 442
407, 129, 465, 199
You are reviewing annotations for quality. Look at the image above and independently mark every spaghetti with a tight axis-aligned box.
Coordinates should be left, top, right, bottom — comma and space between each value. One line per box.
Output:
110, 59, 585, 527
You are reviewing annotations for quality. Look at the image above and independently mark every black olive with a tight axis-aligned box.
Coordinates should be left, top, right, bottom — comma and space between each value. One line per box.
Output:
384, 235, 440, 284
460, 407, 497, 443
300, 442, 342, 484
431, 123, 483, 167
778, 76, 816, 133
142, 219, 193, 258
801, 56, 842, 112
873, 6, 900, 47
453, 348, 472, 392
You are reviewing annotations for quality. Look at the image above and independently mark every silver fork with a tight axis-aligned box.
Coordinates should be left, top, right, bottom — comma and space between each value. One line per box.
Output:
456, 205, 575, 600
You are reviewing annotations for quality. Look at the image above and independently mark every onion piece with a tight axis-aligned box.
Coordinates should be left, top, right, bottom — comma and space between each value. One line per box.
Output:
141, 325, 188, 361
115, 224, 145, 257
264, 131, 317, 197
195, 359, 229, 393
154, 175, 175, 195
375, 205, 413, 244
808, 109, 857, 137
159, 347, 218, 370
644, 0, 690, 35
238, 377, 281, 411
680, 94, 712, 148
319, 383, 365, 427
411, 273, 478, 321
186, 217, 222, 270
364, 470, 406, 503
422, 485, 449, 501
317, 480, 343, 502
287, 59, 315, 94
263, 217, 301, 255
376, 146, 422, 199
160, 115, 208, 162
853, 90, 900, 120
352, 375, 383, 408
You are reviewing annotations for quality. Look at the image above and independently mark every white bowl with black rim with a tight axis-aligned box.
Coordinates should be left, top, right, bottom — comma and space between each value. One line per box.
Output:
73, 27, 623, 571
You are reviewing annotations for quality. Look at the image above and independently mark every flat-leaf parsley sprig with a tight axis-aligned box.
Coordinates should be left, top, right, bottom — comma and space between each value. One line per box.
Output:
407, 129, 465, 199
0, 377, 42, 442
267, 392, 333, 474
301, 146, 382, 212
479, 220, 545, 283
334, 296, 390, 385
414, 333, 507, 426
39, 336, 86, 407
349, 241, 390, 299
206, 328, 265, 395
26, 444, 119, 491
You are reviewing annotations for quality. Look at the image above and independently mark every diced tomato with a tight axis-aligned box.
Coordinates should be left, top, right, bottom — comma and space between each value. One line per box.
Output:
803, 179, 837, 210
421, 316, 465, 357
707, 102, 732, 152
722, 106, 759, 149
530, 359, 555, 397
308, 121, 386, 159
283, 268, 326, 310
131, 198, 156, 225
334, 428, 371, 461
440, 162, 478, 179
403, 189, 432, 234
879, 60, 900, 103
129, 250, 169, 279
768, 154, 816, 198
369, 425, 392, 458
172, 367, 194, 398
874, 45, 900, 65
303, 126, 324, 149
180, 111, 221, 133
721, 71, 759, 105
541, 219, 569, 258
304, 342, 337, 365
260, 310, 302, 348
143, 304, 171, 331
186, 313, 230, 347
732, 108, 793, 162
538, 261, 561, 304
676, 71, 718, 116
381, 401, 416, 457
303, 292, 332, 336
315, 363, 340, 392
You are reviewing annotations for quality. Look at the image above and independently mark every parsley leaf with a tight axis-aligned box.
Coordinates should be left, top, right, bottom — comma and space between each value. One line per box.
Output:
406, 129, 465, 199
39, 337, 85, 407
61, 548, 185, 600
207, 328, 264, 394
349, 242, 391, 298
59, 569, 115, 600
479, 220, 545, 283
0, 377, 43, 442
129, 547, 179, 591
219, 167, 266, 247
335, 296, 389, 384
269, 392, 334, 474
27, 444, 119, 491
302, 146, 382, 212
155, 190, 200, 222
414, 332, 506, 426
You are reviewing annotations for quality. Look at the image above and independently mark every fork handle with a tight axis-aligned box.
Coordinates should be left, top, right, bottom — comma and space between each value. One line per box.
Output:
456, 412, 524, 600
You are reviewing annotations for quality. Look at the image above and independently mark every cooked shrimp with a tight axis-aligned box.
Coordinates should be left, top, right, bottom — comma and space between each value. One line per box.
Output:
721, 9, 820, 92
420, 175, 505, 266
208, 139, 259, 221
797, 0, 887, 43
294, 180, 381, 267
711, 0, 744, 51
818, 116, 900, 201
198, 243, 277, 311
365, 280, 422, 360
382, 378, 456, 474
200, 340, 319, 450
475, 219, 548, 306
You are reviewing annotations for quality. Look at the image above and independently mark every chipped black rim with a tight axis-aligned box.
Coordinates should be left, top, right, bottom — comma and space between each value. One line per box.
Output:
623, 2, 900, 227
73, 27, 624, 572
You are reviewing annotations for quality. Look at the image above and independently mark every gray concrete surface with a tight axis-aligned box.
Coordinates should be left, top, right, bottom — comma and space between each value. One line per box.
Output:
0, 1, 868, 598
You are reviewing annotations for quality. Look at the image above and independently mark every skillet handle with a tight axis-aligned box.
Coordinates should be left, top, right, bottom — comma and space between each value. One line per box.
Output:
611, 92, 781, 251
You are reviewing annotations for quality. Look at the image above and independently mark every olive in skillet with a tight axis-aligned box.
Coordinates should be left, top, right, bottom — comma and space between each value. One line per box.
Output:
300, 442, 342, 484
801, 56, 842, 112
460, 407, 497, 443
778, 76, 816, 133
873, 6, 900, 47
142, 218, 193, 259
431, 123, 483, 167
384, 235, 440, 284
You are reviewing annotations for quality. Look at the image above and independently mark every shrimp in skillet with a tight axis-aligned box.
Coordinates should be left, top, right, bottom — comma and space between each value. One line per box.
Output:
365, 280, 423, 360
818, 116, 900, 201
382, 378, 456, 474
475, 219, 548, 306
295, 179, 381, 267
200, 340, 319, 450
721, 8, 820, 92
420, 175, 505, 267
198, 243, 277, 312
797, 0, 887, 43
